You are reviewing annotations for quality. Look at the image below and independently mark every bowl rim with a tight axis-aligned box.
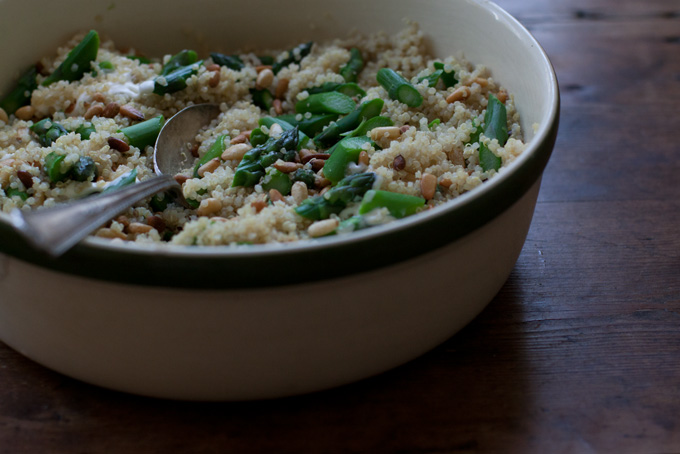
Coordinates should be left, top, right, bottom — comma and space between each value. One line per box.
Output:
0, 0, 560, 289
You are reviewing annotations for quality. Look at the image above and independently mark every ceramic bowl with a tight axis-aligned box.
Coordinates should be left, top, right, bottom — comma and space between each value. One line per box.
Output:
0, 0, 559, 400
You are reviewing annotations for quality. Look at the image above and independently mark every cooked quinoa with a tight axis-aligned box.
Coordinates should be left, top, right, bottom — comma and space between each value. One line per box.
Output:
0, 23, 526, 246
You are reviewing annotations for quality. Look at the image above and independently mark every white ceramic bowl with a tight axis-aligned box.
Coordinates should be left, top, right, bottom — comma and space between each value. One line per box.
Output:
0, 0, 559, 400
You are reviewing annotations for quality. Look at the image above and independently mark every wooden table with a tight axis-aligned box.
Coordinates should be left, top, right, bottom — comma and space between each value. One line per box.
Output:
2, 0, 679, 452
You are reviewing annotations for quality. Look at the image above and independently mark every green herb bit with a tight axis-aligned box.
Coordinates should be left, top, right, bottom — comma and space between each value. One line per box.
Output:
433, 62, 458, 88
483, 94, 508, 146
43, 30, 99, 86
272, 41, 313, 74
101, 168, 137, 194
336, 215, 369, 234
479, 143, 502, 172
376, 68, 423, 108
344, 116, 393, 138
295, 172, 376, 220
358, 190, 425, 219
323, 136, 373, 184
313, 98, 384, 147
210, 52, 244, 71
339, 48, 364, 83
6, 188, 29, 201
75, 122, 96, 140
276, 113, 338, 137
43, 152, 70, 183
295, 91, 356, 115
417, 69, 443, 88
193, 134, 228, 178
428, 118, 441, 130
262, 167, 292, 196
30, 118, 69, 147
70, 156, 98, 182
119, 115, 164, 149
250, 88, 274, 111
0, 66, 38, 114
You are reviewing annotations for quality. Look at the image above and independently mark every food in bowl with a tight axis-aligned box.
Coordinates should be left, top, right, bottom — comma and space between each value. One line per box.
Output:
0, 23, 526, 246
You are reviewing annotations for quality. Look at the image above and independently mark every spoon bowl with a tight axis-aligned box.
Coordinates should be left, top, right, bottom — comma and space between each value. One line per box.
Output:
8, 103, 221, 257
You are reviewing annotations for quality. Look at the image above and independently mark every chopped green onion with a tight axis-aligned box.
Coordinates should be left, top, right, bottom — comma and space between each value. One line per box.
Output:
6, 188, 29, 201
376, 68, 423, 108
428, 118, 441, 130
75, 122, 96, 140
43, 152, 70, 183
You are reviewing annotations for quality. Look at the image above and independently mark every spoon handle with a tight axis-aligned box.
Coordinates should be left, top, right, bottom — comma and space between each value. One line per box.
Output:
9, 175, 179, 257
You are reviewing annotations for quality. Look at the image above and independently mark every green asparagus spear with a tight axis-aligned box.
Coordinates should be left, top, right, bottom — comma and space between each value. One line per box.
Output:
272, 42, 313, 74
343, 116, 393, 138
42, 30, 100, 86
119, 115, 164, 149
291, 168, 316, 188
250, 88, 274, 111
30, 118, 69, 146
70, 156, 98, 182
161, 50, 199, 76
323, 136, 373, 184
154, 64, 200, 95
313, 98, 384, 146
232, 127, 299, 187
307, 82, 366, 98
210, 52, 244, 70
295, 91, 356, 115
0, 66, 38, 114
258, 117, 310, 149
75, 122, 96, 140
339, 48, 364, 83
276, 113, 338, 137
43, 152, 70, 183
377, 68, 423, 107
193, 134, 228, 178
358, 190, 425, 218
295, 172, 376, 220
101, 168, 138, 194
261, 167, 293, 195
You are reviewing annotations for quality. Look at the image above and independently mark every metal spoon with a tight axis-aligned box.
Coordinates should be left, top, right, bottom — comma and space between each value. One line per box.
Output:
9, 103, 221, 257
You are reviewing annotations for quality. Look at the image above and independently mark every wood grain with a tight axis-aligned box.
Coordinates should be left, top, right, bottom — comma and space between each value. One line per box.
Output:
1, 0, 679, 452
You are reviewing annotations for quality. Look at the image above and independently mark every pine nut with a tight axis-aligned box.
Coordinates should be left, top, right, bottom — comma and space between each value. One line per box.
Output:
275, 78, 290, 98
16, 170, 33, 188
197, 197, 222, 216
256, 68, 274, 89
221, 143, 251, 161
393, 154, 406, 171
92, 93, 107, 103
128, 222, 154, 234
291, 181, 308, 204
174, 175, 189, 185
255, 65, 272, 73
107, 137, 130, 152
446, 87, 470, 104
251, 199, 267, 213
119, 104, 145, 121
205, 63, 221, 72
269, 189, 284, 203
421, 173, 437, 200
102, 102, 120, 118
308, 219, 339, 238
0, 107, 8, 124
471, 77, 489, 87
358, 150, 370, 166
197, 157, 221, 177
230, 133, 248, 144
400, 125, 410, 133
114, 215, 130, 229
497, 90, 508, 104
273, 160, 302, 173
273, 98, 283, 115
189, 143, 200, 158
300, 152, 329, 165
84, 104, 104, 120
208, 70, 220, 87
15, 105, 34, 121
310, 158, 325, 172
439, 178, 453, 189
147, 215, 166, 232
96, 228, 127, 240
370, 126, 401, 142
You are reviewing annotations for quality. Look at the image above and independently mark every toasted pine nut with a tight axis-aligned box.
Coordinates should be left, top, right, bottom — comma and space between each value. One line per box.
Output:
15, 105, 34, 121
119, 104, 145, 121
96, 228, 127, 240
273, 98, 283, 115
92, 93, 107, 103
205, 63, 221, 72
273, 160, 302, 173
197, 157, 221, 177
128, 222, 154, 234
230, 133, 248, 144
421, 173, 437, 200
310, 158, 325, 172
147, 215, 166, 232
291, 181, 308, 204
114, 215, 130, 229
471, 77, 489, 87
64, 102, 75, 114
251, 199, 267, 213
358, 150, 370, 166
255, 65, 272, 73
208, 71, 220, 88
446, 87, 471, 104
300, 152, 329, 165
315, 176, 331, 188
308, 219, 339, 238
370, 126, 401, 142
269, 189, 284, 203
268, 122, 283, 137
197, 197, 222, 216
275, 78, 290, 98
393, 154, 406, 171
0, 107, 8, 124
189, 143, 200, 158
496, 90, 508, 104
256, 68, 274, 89
16, 170, 33, 188
102, 102, 120, 118
439, 178, 453, 189
84, 104, 104, 120
174, 175, 189, 185
221, 143, 251, 161
107, 136, 130, 152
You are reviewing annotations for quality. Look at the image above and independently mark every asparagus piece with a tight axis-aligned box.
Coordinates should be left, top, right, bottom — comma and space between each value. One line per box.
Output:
313, 98, 384, 146
42, 30, 100, 86
119, 115, 165, 149
210, 52, 244, 71
70, 156, 98, 182
307, 82, 366, 98
323, 136, 373, 184
75, 122, 96, 140
291, 168, 316, 188
101, 168, 137, 194
258, 116, 310, 149
295, 91, 356, 115
295, 172, 377, 220
272, 42, 313, 74
43, 152, 70, 183
276, 113, 338, 137
339, 48, 364, 83
434, 62, 458, 88
358, 190, 425, 218
250, 88, 274, 111
154, 64, 200, 95
261, 167, 292, 196
343, 116, 394, 138
161, 50, 199, 76
193, 134, 228, 178
232, 127, 299, 187
5, 188, 28, 201
30, 118, 68, 146
377, 68, 423, 108
0, 66, 38, 114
